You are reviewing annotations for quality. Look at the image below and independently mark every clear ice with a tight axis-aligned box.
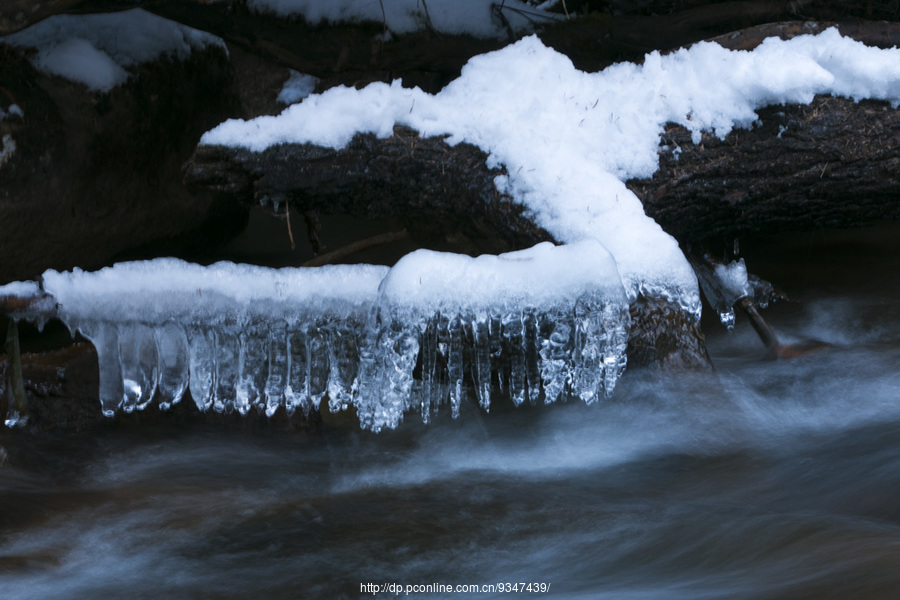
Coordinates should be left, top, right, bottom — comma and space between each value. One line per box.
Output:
694, 258, 753, 330
16, 250, 634, 431
61, 286, 629, 431
355, 295, 631, 430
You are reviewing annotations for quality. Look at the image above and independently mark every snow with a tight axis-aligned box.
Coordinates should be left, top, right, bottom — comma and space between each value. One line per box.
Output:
1, 9, 225, 92
35, 38, 129, 92
380, 240, 626, 311
0, 135, 15, 169
40, 259, 389, 328
248, 0, 556, 38
277, 70, 319, 104
201, 29, 900, 314
0, 104, 24, 120
0, 280, 42, 299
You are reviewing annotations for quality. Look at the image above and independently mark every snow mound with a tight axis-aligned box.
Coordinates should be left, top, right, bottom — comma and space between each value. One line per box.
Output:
380, 240, 625, 311
2, 9, 225, 92
41, 259, 389, 329
201, 29, 900, 315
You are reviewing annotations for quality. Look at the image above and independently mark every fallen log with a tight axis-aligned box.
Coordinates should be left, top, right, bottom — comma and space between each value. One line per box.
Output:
629, 95, 900, 242
185, 125, 553, 257
187, 92, 900, 251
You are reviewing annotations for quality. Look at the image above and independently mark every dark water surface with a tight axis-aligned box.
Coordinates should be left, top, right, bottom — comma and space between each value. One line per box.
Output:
2, 227, 900, 599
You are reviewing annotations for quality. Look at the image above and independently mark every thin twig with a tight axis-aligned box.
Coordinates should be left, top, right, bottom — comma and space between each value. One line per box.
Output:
302, 229, 408, 267
4, 320, 28, 422
285, 201, 296, 249
378, 0, 387, 39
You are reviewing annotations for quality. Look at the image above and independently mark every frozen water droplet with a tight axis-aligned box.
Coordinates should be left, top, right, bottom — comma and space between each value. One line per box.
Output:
719, 309, 736, 330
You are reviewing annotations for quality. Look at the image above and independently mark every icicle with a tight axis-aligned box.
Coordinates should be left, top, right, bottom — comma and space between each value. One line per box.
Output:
3, 320, 28, 428
307, 323, 329, 411
265, 322, 288, 417
285, 323, 310, 415
447, 314, 464, 419
156, 322, 189, 410
502, 312, 526, 406
418, 316, 439, 423
117, 323, 159, 413
471, 311, 492, 412
356, 308, 419, 433
214, 327, 239, 413
572, 298, 604, 405
539, 308, 572, 404
382, 317, 419, 429
432, 312, 450, 413
188, 325, 216, 412
327, 322, 360, 413
80, 321, 124, 417
489, 312, 504, 396
236, 321, 268, 415
355, 328, 381, 428
601, 303, 629, 397
523, 308, 541, 404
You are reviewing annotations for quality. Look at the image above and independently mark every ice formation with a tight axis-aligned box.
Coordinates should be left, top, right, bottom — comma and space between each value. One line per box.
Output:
1, 9, 225, 92
357, 241, 630, 431
7, 243, 630, 431
694, 258, 753, 330
41, 260, 387, 419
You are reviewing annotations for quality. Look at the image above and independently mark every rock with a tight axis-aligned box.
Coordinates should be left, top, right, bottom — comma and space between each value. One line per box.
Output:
0, 0, 82, 35
0, 26, 242, 283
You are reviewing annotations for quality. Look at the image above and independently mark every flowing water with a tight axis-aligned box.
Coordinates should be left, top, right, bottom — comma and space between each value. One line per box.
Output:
2, 227, 900, 599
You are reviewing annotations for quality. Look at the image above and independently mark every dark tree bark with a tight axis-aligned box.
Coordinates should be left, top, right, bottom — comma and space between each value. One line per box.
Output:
9, 1, 897, 91
186, 94, 900, 250
629, 95, 900, 242
186, 125, 553, 258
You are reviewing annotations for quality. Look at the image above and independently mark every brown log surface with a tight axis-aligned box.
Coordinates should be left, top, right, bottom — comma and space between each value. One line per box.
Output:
186, 125, 554, 256
187, 94, 900, 247
629, 95, 900, 241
